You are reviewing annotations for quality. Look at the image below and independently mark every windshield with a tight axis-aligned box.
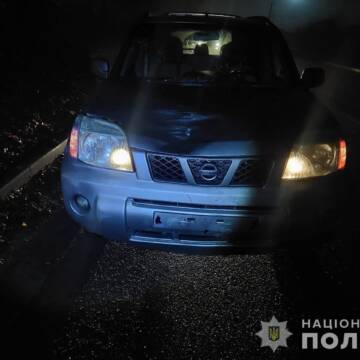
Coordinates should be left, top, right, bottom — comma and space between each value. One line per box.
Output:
118, 23, 296, 86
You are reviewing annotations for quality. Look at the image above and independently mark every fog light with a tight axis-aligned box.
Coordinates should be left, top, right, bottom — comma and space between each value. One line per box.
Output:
74, 195, 90, 211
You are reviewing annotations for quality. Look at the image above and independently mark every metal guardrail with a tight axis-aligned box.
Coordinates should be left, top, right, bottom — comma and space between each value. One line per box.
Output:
0, 139, 67, 200
326, 62, 360, 75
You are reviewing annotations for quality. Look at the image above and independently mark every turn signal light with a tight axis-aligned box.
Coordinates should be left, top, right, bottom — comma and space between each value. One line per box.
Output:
338, 139, 346, 170
69, 127, 78, 158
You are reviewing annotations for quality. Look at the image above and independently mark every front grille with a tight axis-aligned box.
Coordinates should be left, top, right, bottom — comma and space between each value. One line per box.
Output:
188, 159, 231, 185
147, 153, 271, 187
148, 154, 186, 183
230, 159, 270, 186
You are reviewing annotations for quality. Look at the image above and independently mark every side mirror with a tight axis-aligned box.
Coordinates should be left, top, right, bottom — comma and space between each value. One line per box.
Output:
301, 67, 325, 88
90, 58, 110, 80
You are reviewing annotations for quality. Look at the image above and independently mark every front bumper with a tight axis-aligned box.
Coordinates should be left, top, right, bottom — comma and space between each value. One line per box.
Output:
61, 150, 346, 248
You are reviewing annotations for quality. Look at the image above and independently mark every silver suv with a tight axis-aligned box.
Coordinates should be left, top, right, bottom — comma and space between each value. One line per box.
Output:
61, 13, 347, 247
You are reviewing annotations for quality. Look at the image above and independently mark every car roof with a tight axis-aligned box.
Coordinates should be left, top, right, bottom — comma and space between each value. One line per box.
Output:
144, 12, 275, 28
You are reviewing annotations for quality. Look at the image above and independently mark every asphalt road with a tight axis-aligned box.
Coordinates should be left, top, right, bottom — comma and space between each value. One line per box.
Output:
1, 62, 360, 359
2, 212, 360, 359
54, 241, 287, 359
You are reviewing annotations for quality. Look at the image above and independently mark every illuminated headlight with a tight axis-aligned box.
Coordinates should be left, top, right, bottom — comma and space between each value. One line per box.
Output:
71, 115, 133, 172
282, 140, 346, 180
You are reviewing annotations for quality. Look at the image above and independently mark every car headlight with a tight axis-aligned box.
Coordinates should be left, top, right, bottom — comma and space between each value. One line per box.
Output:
69, 115, 134, 172
282, 139, 346, 180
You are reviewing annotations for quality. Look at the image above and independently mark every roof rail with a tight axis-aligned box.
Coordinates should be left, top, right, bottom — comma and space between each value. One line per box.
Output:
166, 12, 241, 19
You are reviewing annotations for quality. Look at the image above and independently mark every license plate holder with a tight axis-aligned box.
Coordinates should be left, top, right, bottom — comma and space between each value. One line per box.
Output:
153, 212, 253, 234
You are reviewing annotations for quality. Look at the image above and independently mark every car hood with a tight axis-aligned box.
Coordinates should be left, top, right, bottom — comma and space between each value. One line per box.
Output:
85, 80, 340, 157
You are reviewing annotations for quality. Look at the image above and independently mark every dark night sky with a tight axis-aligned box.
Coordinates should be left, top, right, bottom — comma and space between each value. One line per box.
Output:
268, 0, 359, 30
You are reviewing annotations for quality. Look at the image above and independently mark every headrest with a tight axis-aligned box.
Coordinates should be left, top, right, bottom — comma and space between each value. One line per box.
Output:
194, 44, 209, 57
221, 41, 250, 65
162, 36, 183, 63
